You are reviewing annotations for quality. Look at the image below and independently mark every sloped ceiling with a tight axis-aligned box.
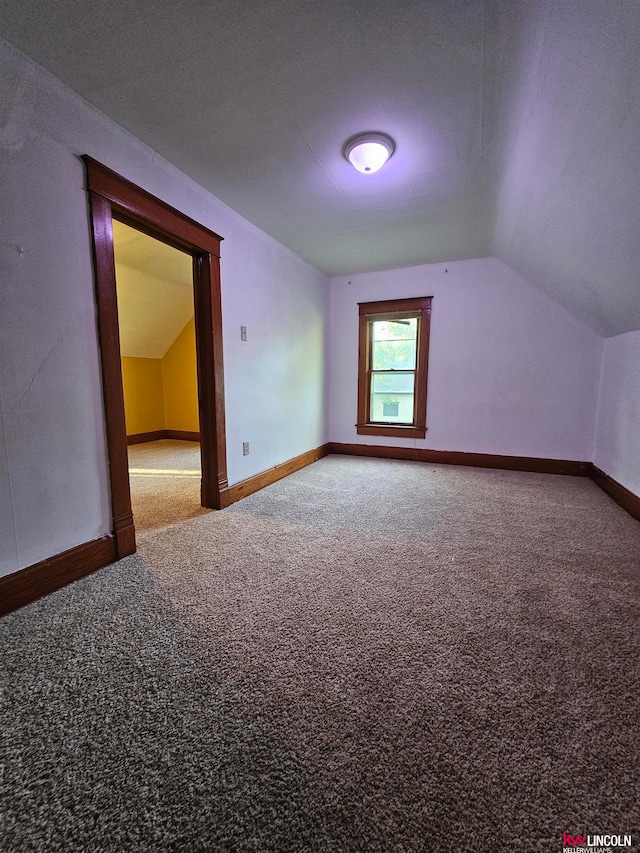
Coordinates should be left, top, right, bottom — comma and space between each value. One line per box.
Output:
487, 0, 640, 337
113, 221, 194, 359
0, 0, 638, 335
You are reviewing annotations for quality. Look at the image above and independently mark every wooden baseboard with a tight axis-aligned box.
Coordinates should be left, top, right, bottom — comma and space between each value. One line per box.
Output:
165, 430, 200, 442
328, 442, 590, 477
0, 535, 116, 617
330, 442, 640, 522
127, 430, 200, 445
127, 430, 166, 445
220, 443, 331, 508
3, 447, 634, 619
588, 465, 640, 523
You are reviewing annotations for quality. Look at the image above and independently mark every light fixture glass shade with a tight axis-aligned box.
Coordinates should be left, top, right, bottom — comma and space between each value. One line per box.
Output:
344, 132, 395, 174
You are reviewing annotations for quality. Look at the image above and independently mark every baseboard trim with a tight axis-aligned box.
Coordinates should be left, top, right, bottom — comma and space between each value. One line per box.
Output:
166, 430, 200, 442
127, 430, 200, 445
3, 448, 635, 619
329, 442, 640, 522
0, 535, 116, 618
220, 443, 331, 508
127, 430, 166, 445
588, 465, 640, 523
328, 442, 590, 477
0, 442, 327, 615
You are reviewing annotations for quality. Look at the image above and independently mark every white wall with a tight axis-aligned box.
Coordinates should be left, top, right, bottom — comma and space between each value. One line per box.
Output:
0, 39, 328, 578
329, 258, 601, 460
593, 331, 640, 499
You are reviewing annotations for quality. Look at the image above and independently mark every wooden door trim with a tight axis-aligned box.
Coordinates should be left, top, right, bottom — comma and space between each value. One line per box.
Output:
83, 157, 228, 558
83, 157, 223, 254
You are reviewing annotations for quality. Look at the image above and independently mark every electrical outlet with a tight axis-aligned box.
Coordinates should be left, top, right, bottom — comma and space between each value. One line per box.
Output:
242, 441, 249, 456
240, 326, 247, 341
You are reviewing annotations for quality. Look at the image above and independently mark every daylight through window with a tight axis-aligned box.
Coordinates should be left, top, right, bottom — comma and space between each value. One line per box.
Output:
357, 296, 432, 438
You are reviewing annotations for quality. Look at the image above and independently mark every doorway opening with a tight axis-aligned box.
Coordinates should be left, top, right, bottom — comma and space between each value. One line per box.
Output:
113, 220, 208, 531
84, 157, 228, 559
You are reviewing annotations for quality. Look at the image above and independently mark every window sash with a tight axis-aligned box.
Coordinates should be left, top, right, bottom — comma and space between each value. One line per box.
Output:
369, 368, 416, 424
357, 296, 432, 438
364, 309, 422, 322
370, 317, 418, 371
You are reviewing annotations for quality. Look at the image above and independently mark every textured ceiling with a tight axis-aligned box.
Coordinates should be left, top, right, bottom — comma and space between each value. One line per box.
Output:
113, 221, 194, 359
487, 0, 640, 337
1, 0, 638, 335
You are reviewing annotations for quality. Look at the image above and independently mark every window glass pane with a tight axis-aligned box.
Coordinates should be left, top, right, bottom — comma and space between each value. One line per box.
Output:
370, 371, 415, 423
371, 319, 417, 370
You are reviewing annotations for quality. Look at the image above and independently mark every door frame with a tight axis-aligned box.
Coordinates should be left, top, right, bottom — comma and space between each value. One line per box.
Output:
83, 156, 228, 559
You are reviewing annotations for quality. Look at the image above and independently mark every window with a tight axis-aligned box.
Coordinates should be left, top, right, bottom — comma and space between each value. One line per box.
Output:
357, 296, 432, 438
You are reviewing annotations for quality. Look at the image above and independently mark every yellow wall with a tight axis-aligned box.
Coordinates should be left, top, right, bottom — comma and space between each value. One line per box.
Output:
121, 357, 165, 435
162, 318, 199, 432
121, 319, 198, 436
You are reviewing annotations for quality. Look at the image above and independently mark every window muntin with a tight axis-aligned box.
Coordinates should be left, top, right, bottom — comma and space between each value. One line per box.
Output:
357, 297, 432, 438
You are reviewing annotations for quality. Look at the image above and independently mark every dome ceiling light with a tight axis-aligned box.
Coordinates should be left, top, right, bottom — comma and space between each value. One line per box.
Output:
343, 132, 395, 174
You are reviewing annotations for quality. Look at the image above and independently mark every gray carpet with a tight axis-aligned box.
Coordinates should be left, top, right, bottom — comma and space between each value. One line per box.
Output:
1, 455, 639, 852
127, 440, 209, 531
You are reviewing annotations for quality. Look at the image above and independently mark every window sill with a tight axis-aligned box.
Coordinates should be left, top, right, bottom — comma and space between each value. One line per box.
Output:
356, 423, 426, 438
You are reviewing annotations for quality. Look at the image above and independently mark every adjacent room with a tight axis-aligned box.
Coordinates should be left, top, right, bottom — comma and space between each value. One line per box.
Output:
113, 220, 207, 530
1, 1, 638, 850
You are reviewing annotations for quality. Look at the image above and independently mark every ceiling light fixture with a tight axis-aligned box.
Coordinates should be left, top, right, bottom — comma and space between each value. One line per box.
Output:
343, 132, 395, 174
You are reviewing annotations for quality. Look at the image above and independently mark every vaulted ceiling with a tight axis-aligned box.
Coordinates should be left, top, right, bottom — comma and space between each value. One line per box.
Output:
113, 220, 194, 360
1, 0, 638, 335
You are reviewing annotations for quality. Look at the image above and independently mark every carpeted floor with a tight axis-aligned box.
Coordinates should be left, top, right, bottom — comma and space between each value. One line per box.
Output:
1, 454, 639, 852
127, 439, 209, 531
